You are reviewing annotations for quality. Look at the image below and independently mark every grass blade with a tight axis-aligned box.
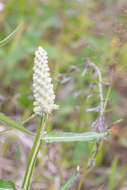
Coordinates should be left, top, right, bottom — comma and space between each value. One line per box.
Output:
43, 130, 110, 143
0, 24, 21, 47
108, 158, 118, 190
0, 113, 34, 136
59, 172, 78, 190
0, 179, 17, 190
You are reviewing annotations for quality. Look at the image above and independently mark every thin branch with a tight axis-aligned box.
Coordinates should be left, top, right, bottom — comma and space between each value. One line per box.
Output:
86, 62, 104, 117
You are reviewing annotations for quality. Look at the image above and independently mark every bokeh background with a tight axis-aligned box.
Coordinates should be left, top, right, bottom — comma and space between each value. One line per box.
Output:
0, 0, 127, 189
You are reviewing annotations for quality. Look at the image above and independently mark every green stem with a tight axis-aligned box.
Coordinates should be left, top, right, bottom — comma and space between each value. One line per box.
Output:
22, 114, 46, 190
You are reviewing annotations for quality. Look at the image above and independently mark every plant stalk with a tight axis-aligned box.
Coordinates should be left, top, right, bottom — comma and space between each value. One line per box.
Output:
22, 114, 46, 190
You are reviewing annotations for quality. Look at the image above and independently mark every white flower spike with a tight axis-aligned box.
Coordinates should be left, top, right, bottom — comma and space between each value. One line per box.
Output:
33, 46, 59, 115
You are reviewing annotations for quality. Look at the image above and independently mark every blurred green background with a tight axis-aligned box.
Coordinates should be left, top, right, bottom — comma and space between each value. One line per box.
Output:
0, 0, 127, 189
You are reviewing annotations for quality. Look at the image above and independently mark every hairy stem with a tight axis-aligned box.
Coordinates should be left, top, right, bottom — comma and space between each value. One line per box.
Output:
87, 62, 104, 116
22, 114, 47, 190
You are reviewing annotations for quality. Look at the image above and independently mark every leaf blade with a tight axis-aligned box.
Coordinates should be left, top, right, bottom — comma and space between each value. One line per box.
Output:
108, 158, 118, 190
0, 113, 34, 136
59, 172, 78, 190
0, 179, 17, 190
43, 131, 110, 143
0, 24, 21, 47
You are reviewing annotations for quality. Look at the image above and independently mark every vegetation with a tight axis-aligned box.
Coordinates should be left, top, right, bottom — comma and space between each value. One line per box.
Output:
0, 0, 127, 189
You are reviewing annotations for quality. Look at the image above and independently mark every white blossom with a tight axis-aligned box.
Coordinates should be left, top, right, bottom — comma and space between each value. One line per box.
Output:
33, 46, 59, 115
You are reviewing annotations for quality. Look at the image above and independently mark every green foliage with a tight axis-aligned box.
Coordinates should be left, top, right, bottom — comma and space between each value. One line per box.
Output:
0, 113, 34, 136
0, 0, 126, 189
73, 142, 91, 165
43, 130, 110, 143
108, 158, 118, 190
0, 25, 21, 47
59, 172, 78, 190
0, 179, 17, 190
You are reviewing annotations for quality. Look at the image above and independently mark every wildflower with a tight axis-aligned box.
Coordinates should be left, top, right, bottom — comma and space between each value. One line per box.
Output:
33, 46, 59, 115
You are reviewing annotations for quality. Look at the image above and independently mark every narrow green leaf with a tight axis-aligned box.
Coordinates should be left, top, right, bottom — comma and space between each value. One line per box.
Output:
0, 179, 17, 190
0, 24, 21, 47
0, 113, 34, 136
108, 158, 118, 190
59, 172, 78, 190
43, 130, 110, 143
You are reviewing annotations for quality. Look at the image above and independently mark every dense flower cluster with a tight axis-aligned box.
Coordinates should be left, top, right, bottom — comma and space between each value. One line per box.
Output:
33, 46, 58, 115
